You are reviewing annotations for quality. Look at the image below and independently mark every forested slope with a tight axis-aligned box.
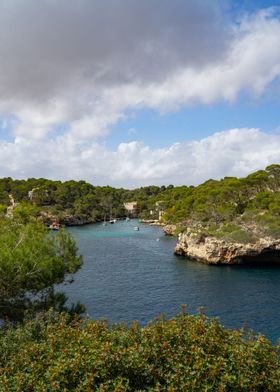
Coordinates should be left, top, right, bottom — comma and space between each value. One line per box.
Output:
0, 165, 279, 241
0, 177, 166, 224
150, 164, 280, 242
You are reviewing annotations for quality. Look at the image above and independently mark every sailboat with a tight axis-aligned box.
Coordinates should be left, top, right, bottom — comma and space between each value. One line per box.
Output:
109, 205, 116, 224
102, 214, 107, 226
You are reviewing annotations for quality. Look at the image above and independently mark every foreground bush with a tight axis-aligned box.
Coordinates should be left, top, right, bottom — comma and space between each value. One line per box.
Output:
0, 219, 83, 321
0, 310, 279, 391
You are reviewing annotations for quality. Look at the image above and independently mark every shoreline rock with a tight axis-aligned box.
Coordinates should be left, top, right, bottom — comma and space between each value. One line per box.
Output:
162, 224, 178, 236
140, 219, 163, 226
174, 231, 280, 265
61, 216, 95, 226
40, 211, 96, 227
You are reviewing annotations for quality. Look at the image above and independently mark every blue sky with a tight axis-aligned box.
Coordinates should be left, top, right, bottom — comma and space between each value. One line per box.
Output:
0, 0, 280, 187
109, 95, 280, 149
107, 0, 280, 150
230, 0, 280, 14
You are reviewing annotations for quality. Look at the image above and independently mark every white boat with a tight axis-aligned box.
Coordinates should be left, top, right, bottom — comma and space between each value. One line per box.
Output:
49, 222, 60, 231
134, 226, 139, 231
109, 206, 116, 223
126, 217, 130, 222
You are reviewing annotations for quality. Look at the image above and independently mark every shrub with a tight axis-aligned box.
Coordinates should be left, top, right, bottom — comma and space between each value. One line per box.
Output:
224, 229, 257, 244
0, 309, 279, 391
265, 224, 280, 239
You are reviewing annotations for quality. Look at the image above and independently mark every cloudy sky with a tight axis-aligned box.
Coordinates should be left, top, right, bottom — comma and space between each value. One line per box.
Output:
1, 0, 280, 187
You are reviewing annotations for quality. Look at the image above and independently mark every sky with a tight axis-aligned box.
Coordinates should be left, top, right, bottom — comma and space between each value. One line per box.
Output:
1, 0, 280, 188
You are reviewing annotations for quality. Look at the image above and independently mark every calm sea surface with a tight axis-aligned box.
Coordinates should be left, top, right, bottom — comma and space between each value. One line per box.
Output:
59, 219, 280, 343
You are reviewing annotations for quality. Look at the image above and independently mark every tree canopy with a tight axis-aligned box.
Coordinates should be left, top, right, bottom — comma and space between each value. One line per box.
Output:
0, 219, 82, 322
0, 164, 280, 243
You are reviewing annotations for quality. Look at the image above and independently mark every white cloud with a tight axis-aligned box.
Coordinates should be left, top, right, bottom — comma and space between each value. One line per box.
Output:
99, 8, 280, 115
0, 3, 280, 140
0, 0, 227, 139
0, 2, 279, 186
2, 128, 280, 187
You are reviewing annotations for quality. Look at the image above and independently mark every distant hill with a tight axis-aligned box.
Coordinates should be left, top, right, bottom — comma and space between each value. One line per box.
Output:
155, 164, 280, 242
1, 165, 279, 240
0, 177, 166, 224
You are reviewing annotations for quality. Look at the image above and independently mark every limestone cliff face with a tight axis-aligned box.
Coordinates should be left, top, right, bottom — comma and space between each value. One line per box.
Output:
40, 211, 95, 226
140, 219, 163, 226
174, 231, 280, 265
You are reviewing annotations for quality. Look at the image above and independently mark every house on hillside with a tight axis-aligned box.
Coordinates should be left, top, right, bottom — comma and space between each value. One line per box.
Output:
150, 201, 165, 220
124, 201, 138, 217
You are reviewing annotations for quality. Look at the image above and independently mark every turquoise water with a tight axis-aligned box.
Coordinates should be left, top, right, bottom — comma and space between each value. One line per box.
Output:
59, 220, 280, 343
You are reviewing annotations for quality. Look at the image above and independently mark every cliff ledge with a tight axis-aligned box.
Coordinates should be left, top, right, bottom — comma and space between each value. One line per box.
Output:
174, 230, 280, 265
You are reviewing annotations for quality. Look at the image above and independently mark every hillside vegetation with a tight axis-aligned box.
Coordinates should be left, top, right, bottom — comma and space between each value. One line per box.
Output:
1, 166, 279, 318
146, 164, 280, 242
0, 164, 279, 239
0, 177, 166, 224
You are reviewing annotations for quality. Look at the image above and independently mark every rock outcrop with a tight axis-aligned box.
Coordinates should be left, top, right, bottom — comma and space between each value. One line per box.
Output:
174, 231, 280, 265
6, 194, 18, 218
140, 219, 163, 226
162, 224, 178, 236
40, 211, 95, 226
61, 216, 94, 226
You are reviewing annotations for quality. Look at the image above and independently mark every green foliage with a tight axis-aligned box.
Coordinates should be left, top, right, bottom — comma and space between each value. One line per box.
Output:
0, 178, 167, 224
154, 165, 280, 241
210, 224, 257, 244
0, 309, 279, 391
0, 204, 6, 217
266, 164, 280, 173
0, 219, 82, 321
224, 229, 257, 244
264, 220, 280, 238
12, 202, 40, 223
1, 164, 280, 239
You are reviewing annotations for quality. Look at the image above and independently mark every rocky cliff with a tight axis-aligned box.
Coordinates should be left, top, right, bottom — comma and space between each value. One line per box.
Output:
174, 230, 280, 265
61, 215, 95, 226
40, 211, 95, 226
140, 219, 163, 226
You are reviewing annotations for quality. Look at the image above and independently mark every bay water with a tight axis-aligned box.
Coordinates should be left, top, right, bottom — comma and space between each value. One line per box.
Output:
59, 219, 280, 343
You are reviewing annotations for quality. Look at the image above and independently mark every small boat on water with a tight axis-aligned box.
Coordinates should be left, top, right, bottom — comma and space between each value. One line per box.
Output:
126, 217, 130, 221
49, 222, 60, 231
109, 205, 117, 223
134, 226, 139, 231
